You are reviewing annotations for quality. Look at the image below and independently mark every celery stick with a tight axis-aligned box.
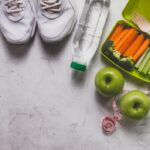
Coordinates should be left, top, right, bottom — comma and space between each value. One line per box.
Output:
142, 58, 150, 74
135, 48, 149, 69
138, 49, 150, 72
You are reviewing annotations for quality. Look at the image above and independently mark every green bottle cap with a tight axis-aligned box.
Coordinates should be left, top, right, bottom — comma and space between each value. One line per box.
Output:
70, 62, 87, 71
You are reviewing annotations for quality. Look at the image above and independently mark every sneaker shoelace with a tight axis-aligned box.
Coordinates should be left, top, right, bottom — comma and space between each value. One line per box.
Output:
40, 0, 62, 14
5, 0, 23, 16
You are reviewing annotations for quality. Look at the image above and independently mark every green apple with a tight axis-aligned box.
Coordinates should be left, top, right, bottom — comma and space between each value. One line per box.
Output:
95, 67, 124, 97
119, 90, 150, 119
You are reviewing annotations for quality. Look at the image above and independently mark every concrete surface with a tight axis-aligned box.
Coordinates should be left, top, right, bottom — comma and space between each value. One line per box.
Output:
0, 0, 150, 150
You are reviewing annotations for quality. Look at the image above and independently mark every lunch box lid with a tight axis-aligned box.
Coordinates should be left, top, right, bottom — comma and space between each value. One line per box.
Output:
122, 0, 150, 28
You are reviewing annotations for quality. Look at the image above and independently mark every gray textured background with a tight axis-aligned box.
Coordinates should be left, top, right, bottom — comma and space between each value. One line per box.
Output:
0, 0, 150, 150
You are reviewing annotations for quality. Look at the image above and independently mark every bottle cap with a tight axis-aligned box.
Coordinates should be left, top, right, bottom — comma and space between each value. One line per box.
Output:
71, 62, 87, 71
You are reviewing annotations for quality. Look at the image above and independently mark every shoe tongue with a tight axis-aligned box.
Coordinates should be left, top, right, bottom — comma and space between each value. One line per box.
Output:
44, 0, 57, 3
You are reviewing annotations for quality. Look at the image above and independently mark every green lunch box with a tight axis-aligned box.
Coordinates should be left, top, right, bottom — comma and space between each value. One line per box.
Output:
100, 0, 150, 83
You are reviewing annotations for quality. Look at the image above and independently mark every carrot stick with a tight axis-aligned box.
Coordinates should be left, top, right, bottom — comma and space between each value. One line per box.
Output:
109, 24, 124, 41
114, 29, 129, 46
114, 28, 137, 53
133, 39, 150, 61
123, 34, 145, 57
117, 30, 137, 54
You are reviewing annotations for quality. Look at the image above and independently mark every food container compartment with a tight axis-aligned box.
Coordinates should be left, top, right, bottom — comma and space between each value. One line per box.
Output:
100, 0, 150, 83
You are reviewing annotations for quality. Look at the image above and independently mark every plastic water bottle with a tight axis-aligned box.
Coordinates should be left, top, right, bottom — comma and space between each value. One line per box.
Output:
71, 0, 110, 71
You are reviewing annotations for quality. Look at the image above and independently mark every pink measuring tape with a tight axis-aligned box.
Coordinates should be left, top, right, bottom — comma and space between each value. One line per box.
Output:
102, 99, 122, 134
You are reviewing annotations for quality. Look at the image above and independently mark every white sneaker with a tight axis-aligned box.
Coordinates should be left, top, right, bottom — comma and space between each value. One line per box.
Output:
37, 0, 77, 42
0, 0, 36, 44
